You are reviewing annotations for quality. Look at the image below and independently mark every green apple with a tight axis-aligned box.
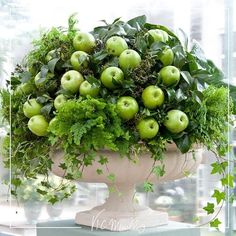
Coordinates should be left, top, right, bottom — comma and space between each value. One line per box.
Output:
163, 110, 189, 133
142, 85, 164, 109
119, 49, 141, 70
34, 72, 54, 88
79, 81, 100, 97
146, 29, 168, 43
28, 115, 49, 136
73, 32, 96, 53
46, 49, 56, 62
54, 94, 67, 110
160, 66, 180, 86
136, 118, 159, 139
15, 83, 34, 95
160, 48, 174, 66
23, 99, 42, 118
100, 67, 124, 89
61, 70, 84, 93
70, 51, 89, 71
48, 117, 58, 129
117, 96, 139, 120
106, 36, 128, 56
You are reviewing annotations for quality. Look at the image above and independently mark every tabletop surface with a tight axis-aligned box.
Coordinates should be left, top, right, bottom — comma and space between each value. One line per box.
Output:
37, 220, 201, 236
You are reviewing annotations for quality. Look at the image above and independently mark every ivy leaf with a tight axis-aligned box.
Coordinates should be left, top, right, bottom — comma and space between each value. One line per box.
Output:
36, 188, 48, 195
98, 155, 108, 165
41, 181, 51, 188
203, 202, 215, 215
96, 169, 103, 175
143, 181, 154, 192
221, 174, 234, 188
210, 218, 221, 228
212, 190, 225, 204
211, 161, 228, 175
48, 196, 59, 205
107, 173, 115, 182
59, 163, 67, 170
152, 165, 165, 178
11, 178, 22, 187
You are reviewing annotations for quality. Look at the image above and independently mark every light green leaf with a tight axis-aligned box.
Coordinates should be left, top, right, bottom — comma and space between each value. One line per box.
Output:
203, 202, 215, 215
210, 218, 221, 228
212, 190, 225, 204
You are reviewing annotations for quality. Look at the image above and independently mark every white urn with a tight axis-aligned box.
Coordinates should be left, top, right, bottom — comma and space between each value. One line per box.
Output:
51, 144, 202, 231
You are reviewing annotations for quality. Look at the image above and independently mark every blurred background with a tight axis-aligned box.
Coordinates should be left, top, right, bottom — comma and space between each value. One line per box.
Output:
0, 0, 235, 235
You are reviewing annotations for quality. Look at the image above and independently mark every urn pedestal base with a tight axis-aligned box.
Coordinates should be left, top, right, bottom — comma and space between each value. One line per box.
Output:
75, 184, 168, 231
76, 208, 168, 231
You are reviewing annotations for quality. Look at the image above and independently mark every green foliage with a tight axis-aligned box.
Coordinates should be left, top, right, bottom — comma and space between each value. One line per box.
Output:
203, 202, 215, 215
210, 218, 222, 228
143, 181, 154, 192
212, 190, 225, 204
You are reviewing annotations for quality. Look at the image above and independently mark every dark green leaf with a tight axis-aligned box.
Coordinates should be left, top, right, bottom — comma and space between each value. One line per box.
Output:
41, 103, 53, 116
36, 188, 48, 195
123, 23, 137, 36
86, 75, 101, 87
11, 178, 22, 187
166, 89, 176, 102
127, 15, 146, 29
177, 28, 188, 50
176, 88, 187, 102
92, 50, 108, 62
98, 155, 108, 165
59, 163, 67, 170
96, 169, 103, 175
112, 17, 122, 24
20, 71, 31, 83
40, 65, 49, 78
181, 71, 193, 85
47, 58, 60, 73
36, 95, 51, 104
174, 134, 191, 153
48, 196, 59, 205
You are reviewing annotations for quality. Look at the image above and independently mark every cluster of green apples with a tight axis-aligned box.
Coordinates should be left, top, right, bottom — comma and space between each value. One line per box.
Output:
22, 29, 189, 139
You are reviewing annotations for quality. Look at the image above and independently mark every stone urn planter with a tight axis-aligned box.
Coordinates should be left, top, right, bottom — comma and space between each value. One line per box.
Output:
51, 144, 202, 231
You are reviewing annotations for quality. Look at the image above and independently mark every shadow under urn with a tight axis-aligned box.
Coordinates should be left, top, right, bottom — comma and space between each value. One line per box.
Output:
51, 144, 202, 231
